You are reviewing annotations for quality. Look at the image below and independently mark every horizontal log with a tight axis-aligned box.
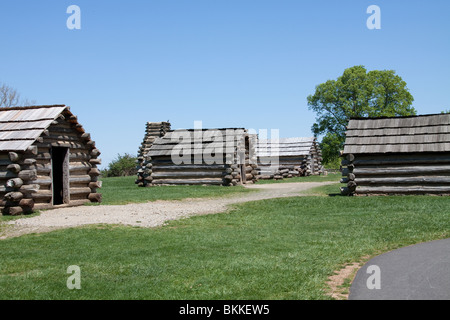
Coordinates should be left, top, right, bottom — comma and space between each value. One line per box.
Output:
20, 184, 40, 194
81, 133, 91, 140
19, 199, 34, 209
90, 149, 101, 158
5, 192, 24, 202
346, 154, 355, 162
31, 191, 52, 199
34, 151, 89, 162
6, 178, 24, 188
23, 158, 37, 166
9, 152, 20, 162
33, 199, 90, 210
70, 165, 91, 173
70, 175, 92, 184
26, 146, 38, 156
88, 168, 101, 176
151, 171, 225, 179
89, 181, 102, 189
37, 167, 51, 175
48, 124, 74, 132
7, 164, 21, 173
353, 165, 450, 176
353, 153, 450, 166
70, 153, 91, 161
70, 187, 92, 195
152, 165, 226, 171
2, 206, 24, 216
347, 181, 357, 190
18, 170, 37, 181
88, 193, 102, 203
355, 176, 450, 185
356, 186, 450, 194
89, 158, 102, 165
44, 134, 80, 142
35, 141, 85, 149
153, 165, 226, 174
151, 179, 225, 185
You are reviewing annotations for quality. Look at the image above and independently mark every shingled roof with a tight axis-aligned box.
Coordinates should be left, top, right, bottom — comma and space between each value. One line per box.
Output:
147, 128, 248, 157
257, 137, 318, 157
343, 114, 450, 154
0, 105, 86, 151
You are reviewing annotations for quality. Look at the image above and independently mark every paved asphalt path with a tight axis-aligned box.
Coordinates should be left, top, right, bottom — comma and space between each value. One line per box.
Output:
349, 238, 450, 300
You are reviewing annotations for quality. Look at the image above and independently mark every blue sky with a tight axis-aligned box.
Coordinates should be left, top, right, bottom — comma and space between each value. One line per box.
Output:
1, 0, 449, 168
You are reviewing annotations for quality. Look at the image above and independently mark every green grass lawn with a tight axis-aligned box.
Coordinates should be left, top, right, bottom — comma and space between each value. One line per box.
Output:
255, 173, 341, 184
96, 176, 255, 205
1, 194, 449, 300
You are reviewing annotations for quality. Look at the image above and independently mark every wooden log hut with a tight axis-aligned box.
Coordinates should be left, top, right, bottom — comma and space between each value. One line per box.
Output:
137, 128, 258, 186
257, 137, 324, 180
341, 114, 450, 196
0, 105, 101, 215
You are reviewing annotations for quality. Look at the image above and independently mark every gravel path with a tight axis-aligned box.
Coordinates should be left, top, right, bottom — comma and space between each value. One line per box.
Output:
0, 182, 333, 239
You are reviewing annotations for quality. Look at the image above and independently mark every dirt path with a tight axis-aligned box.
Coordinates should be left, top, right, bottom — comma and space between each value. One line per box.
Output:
0, 182, 334, 239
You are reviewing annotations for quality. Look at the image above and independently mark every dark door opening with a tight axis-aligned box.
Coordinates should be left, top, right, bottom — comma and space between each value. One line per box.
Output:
240, 164, 246, 184
238, 136, 250, 185
52, 147, 69, 205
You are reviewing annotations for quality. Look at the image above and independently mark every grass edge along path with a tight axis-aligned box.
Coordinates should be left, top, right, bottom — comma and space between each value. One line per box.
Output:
92, 176, 257, 205
0, 194, 449, 300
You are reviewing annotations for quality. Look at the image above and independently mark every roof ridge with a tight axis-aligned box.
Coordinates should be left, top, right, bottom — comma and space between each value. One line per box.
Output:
349, 113, 449, 121
0, 105, 67, 112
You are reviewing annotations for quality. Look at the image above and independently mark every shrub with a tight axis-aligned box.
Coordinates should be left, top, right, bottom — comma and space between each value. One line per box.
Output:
102, 153, 137, 177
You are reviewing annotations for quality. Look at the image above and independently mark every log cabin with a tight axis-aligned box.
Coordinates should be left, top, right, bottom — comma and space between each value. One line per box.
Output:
136, 128, 258, 186
257, 137, 324, 179
341, 114, 450, 196
0, 105, 101, 215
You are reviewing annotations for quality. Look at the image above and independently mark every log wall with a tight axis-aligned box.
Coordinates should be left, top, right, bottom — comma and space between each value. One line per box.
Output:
340, 152, 450, 196
257, 151, 324, 180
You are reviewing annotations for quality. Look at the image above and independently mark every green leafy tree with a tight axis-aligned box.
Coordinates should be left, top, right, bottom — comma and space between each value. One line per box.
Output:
320, 133, 342, 169
102, 153, 137, 177
308, 66, 416, 163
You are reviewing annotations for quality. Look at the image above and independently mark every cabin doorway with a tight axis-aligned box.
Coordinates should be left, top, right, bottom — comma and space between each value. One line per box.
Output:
51, 147, 70, 205
238, 136, 250, 185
